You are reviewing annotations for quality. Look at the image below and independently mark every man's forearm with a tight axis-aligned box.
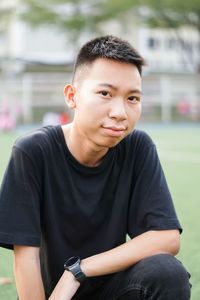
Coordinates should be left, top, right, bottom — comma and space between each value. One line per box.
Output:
81, 230, 180, 277
14, 246, 45, 300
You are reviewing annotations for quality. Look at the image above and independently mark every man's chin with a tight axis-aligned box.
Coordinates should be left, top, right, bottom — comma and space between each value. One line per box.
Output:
99, 136, 125, 148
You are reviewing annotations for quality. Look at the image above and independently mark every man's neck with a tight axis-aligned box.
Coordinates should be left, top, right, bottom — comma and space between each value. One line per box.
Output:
61, 123, 109, 167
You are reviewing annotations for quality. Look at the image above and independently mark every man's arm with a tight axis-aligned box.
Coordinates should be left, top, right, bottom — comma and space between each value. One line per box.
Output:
81, 229, 180, 276
13, 246, 45, 300
50, 229, 180, 299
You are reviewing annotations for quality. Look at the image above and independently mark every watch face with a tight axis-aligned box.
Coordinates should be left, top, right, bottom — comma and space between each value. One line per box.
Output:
65, 256, 80, 268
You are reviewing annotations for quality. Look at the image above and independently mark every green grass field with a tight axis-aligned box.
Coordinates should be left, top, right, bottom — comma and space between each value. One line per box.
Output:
0, 124, 200, 299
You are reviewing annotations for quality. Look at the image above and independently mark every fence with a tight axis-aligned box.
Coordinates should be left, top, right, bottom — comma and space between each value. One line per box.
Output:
0, 72, 200, 126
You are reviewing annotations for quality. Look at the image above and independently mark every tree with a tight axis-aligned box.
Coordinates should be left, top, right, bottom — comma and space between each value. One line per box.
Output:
19, 0, 139, 40
140, 0, 200, 29
16, 0, 200, 71
138, 0, 200, 71
19, 0, 200, 34
0, 3, 16, 28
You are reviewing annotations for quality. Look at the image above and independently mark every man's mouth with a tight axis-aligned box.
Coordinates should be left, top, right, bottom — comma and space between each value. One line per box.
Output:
102, 125, 126, 137
104, 126, 126, 131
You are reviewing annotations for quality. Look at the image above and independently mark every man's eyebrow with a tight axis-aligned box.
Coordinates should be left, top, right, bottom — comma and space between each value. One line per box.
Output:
97, 83, 142, 95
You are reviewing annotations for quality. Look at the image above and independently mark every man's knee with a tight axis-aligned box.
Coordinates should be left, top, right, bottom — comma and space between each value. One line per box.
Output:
96, 254, 191, 300
140, 254, 189, 282
134, 253, 191, 299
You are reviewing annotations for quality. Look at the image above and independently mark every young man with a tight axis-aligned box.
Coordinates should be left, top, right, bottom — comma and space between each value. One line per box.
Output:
0, 36, 191, 299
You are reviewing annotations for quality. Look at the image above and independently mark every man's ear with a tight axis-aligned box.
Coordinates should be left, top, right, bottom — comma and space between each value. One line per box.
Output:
63, 84, 76, 109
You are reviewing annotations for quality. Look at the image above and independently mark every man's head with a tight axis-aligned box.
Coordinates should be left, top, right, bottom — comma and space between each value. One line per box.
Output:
64, 35, 144, 150
72, 35, 145, 84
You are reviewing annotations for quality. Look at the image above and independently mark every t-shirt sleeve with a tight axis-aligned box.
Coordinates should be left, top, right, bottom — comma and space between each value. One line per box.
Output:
0, 145, 42, 249
127, 134, 182, 238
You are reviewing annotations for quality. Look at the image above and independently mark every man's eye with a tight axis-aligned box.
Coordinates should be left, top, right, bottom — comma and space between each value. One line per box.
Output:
100, 91, 110, 96
128, 96, 140, 102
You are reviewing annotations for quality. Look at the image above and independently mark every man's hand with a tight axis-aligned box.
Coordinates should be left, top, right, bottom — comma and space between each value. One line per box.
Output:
49, 270, 80, 300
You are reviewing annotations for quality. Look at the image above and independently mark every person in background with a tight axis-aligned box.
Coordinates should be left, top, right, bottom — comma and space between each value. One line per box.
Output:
0, 104, 15, 131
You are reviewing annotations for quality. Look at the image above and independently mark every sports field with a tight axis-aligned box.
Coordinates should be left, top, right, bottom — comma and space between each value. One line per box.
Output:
0, 124, 200, 299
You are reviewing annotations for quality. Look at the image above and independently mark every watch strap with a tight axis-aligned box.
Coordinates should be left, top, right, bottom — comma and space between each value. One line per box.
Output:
72, 264, 86, 283
64, 256, 86, 283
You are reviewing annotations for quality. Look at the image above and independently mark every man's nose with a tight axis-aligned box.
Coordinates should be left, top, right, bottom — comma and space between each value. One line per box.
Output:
108, 99, 127, 121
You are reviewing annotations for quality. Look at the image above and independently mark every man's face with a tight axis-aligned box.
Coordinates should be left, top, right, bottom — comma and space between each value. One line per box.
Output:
71, 58, 142, 149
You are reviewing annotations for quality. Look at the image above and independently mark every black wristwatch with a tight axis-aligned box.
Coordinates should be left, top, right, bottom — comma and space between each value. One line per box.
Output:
64, 256, 86, 283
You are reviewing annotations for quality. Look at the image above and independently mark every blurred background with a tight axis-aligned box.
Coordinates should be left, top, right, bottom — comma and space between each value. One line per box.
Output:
0, 0, 200, 127
0, 0, 200, 299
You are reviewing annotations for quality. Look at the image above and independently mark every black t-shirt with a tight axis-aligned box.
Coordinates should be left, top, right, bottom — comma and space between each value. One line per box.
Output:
0, 126, 181, 296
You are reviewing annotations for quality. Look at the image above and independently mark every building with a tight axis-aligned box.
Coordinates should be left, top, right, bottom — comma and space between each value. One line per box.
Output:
0, 1, 199, 124
0, 0, 199, 74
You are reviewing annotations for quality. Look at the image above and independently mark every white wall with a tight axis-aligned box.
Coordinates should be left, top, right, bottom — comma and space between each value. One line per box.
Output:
139, 26, 199, 73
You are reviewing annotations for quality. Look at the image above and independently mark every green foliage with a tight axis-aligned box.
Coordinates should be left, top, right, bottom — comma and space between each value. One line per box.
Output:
19, 0, 200, 31
139, 0, 200, 30
0, 7, 15, 28
19, 0, 139, 33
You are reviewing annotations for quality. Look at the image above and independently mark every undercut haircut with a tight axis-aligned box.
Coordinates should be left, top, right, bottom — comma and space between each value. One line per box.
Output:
72, 35, 146, 82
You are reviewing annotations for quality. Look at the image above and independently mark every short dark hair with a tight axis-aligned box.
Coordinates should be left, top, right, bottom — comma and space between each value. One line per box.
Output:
73, 35, 145, 81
